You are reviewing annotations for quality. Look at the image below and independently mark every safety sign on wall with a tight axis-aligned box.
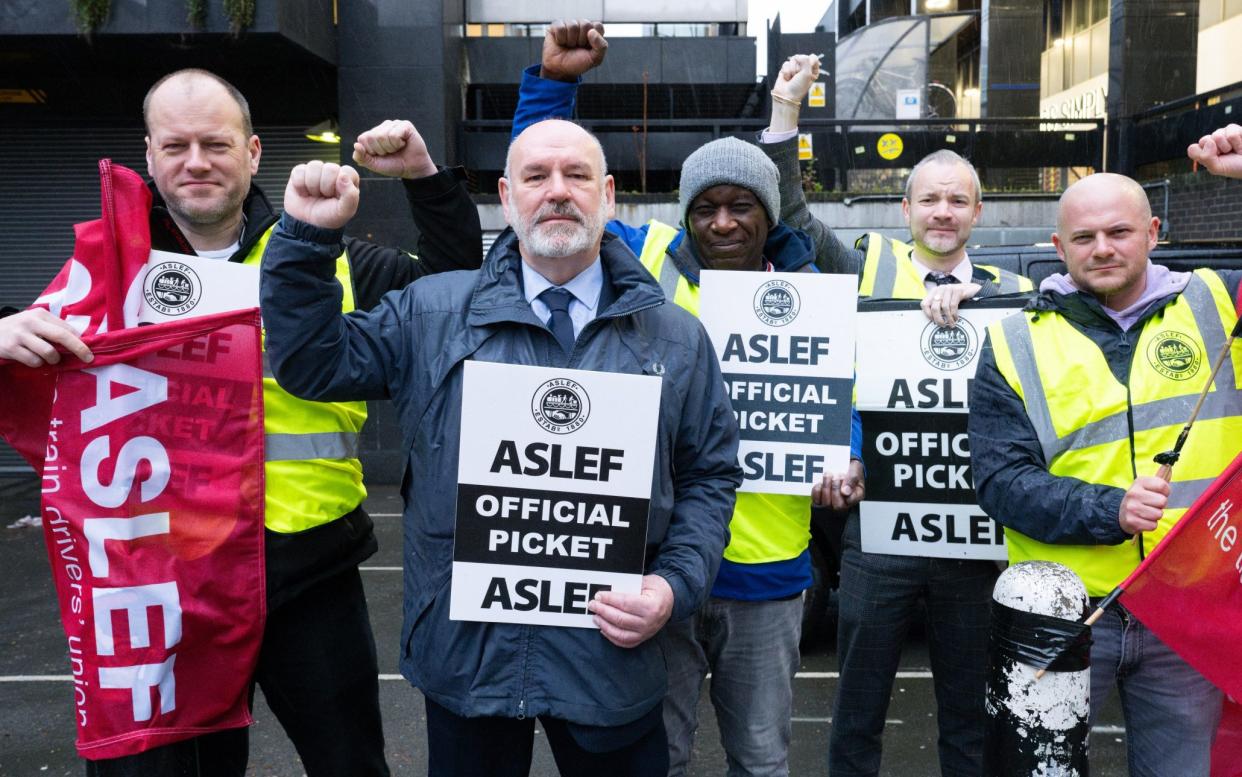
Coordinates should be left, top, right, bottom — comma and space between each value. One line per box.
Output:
451, 361, 661, 628
700, 270, 857, 496
798, 133, 814, 161
856, 300, 1025, 559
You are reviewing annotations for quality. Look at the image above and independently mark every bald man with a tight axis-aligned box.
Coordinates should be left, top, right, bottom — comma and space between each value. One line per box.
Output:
969, 160, 1242, 774
1, 69, 482, 776
258, 118, 741, 777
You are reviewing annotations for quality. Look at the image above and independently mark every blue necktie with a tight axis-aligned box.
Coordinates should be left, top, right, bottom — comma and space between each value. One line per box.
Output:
539, 287, 576, 355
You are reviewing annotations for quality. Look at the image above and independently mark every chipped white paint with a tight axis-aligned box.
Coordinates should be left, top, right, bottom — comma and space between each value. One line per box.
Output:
986, 561, 1090, 777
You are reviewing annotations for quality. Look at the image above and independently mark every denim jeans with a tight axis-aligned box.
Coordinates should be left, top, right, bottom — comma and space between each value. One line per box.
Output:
660, 595, 803, 776
828, 512, 996, 777
1089, 606, 1221, 777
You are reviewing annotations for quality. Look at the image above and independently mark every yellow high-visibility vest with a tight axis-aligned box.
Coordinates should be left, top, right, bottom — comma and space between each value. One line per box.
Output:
242, 227, 368, 533
638, 221, 811, 564
857, 232, 1033, 299
988, 269, 1242, 595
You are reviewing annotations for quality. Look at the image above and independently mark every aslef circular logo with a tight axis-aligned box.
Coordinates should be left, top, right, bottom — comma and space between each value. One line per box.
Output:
143, 262, 201, 316
1147, 331, 1201, 380
920, 319, 977, 371
531, 378, 591, 434
753, 279, 800, 327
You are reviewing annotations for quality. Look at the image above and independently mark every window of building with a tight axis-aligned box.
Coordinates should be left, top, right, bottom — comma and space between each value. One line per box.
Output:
1202, 0, 1242, 29
1041, 0, 1109, 97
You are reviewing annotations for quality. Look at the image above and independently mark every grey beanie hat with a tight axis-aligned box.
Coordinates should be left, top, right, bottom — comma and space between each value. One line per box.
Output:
679, 137, 781, 228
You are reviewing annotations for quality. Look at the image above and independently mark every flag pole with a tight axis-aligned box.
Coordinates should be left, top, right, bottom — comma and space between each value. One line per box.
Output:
1034, 316, 1242, 681
1151, 317, 1242, 479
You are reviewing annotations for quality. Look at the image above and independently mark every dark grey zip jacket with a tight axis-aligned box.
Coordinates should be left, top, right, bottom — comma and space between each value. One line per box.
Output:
260, 214, 741, 725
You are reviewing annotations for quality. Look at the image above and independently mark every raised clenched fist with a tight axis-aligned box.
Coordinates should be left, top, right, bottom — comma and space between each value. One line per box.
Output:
1188, 124, 1242, 180
352, 119, 438, 180
283, 161, 361, 231
541, 19, 608, 82
772, 54, 822, 105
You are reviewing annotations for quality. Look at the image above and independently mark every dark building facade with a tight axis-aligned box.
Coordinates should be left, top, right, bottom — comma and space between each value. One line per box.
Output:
3, 0, 1242, 474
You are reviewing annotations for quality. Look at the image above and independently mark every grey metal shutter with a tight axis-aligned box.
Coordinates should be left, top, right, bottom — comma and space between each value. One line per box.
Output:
0, 125, 330, 473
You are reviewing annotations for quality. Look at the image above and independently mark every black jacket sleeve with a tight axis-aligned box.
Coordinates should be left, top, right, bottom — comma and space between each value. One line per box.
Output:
759, 135, 863, 276
969, 332, 1131, 546
1217, 269, 1242, 302
345, 167, 483, 311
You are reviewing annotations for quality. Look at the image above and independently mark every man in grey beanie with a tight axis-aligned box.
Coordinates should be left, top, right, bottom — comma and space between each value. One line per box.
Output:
510, 19, 868, 776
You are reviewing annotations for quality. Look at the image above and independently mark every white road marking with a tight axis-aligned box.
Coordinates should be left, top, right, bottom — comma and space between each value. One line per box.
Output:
791, 717, 904, 725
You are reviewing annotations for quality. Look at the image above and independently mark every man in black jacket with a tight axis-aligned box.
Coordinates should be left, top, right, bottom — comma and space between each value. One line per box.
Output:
0, 69, 482, 776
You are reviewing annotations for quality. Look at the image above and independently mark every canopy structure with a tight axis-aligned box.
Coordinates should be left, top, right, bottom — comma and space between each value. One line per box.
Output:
836, 13, 976, 119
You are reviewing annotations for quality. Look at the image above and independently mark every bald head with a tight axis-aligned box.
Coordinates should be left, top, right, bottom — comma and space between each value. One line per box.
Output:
1057, 173, 1151, 236
504, 119, 607, 182
144, 69, 252, 138
1052, 172, 1159, 310
143, 68, 261, 249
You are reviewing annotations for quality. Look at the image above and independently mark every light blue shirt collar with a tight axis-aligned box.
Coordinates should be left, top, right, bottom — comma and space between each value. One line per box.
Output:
522, 257, 603, 337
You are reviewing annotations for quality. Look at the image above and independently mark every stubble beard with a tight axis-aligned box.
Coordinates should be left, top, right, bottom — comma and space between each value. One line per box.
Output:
165, 186, 246, 232
917, 225, 967, 258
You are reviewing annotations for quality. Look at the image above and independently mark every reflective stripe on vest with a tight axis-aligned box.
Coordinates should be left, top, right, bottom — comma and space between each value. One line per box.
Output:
638, 220, 700, 314
857, 232, 1032, 299
242, 226, 369, 533
636, 220, 811, 565
988, 269, 1242, 594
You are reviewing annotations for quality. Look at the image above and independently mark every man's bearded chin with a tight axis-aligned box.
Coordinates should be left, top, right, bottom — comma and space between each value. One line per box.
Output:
511, 201, 605, 259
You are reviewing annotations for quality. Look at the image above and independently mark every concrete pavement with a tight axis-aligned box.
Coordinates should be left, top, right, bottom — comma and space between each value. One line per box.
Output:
0, 481, 1130, 775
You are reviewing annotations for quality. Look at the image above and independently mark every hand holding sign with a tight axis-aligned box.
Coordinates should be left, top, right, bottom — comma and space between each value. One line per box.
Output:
284, 161, 360, 231
589, 574, 673, 648
812, 458, 866, 512
353, 120, 438, 180
0, 308, 92, 367
921, 282, 981, 327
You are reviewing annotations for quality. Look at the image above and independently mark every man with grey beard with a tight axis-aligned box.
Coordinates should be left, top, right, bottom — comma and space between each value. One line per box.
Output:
257, 118, 743, 777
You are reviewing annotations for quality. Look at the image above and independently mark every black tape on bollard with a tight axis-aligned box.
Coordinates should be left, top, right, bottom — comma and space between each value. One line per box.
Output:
990, 600, 1092, 673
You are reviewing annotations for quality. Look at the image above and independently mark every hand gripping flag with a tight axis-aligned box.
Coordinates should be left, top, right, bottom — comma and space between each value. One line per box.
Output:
0, 161, 266, 760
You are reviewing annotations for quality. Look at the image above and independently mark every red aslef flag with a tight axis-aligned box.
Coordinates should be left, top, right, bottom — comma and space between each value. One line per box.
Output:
1120, 450, 1242, 699
1117, 450, 1242, 776
0, 161, 266, 759
1214, 697, 1242, 777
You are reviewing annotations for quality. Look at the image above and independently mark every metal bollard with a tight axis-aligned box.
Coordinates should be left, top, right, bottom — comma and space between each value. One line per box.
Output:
983, 561, 1091, 777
